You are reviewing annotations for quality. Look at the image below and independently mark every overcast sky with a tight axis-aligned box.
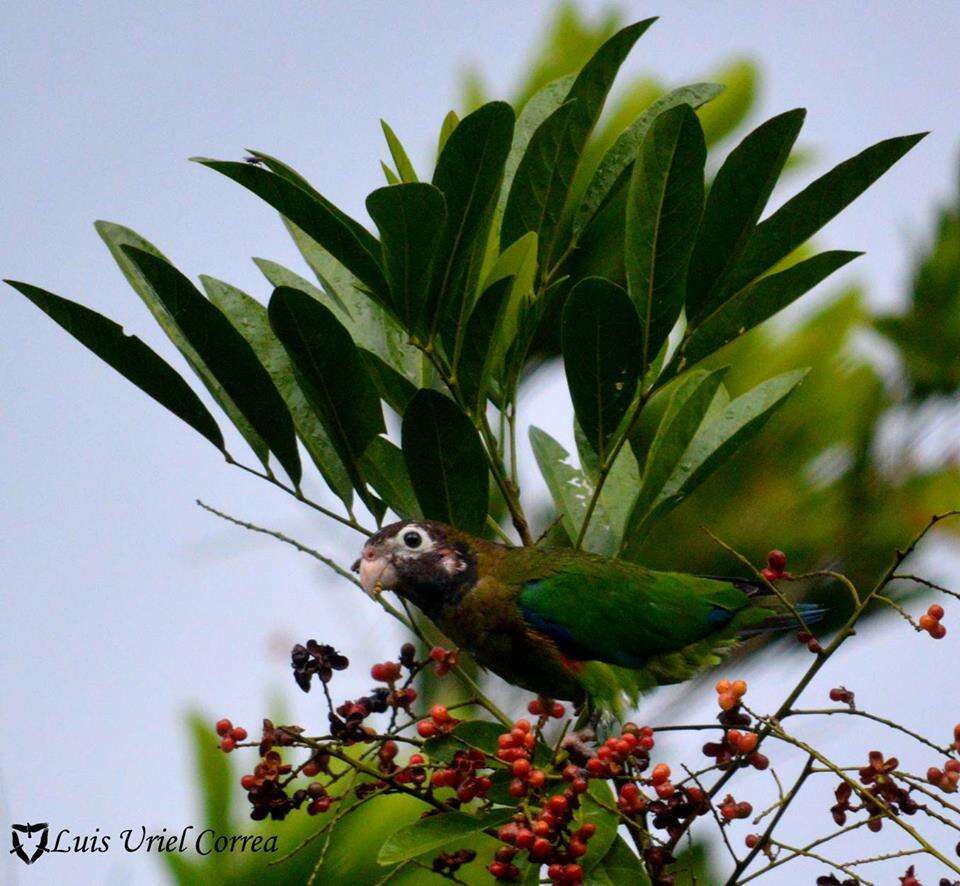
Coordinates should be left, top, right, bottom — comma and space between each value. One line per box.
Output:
3, 2, 960, 884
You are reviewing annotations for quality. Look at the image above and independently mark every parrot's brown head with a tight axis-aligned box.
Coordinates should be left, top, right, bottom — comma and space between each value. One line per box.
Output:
352, 521, 478, 619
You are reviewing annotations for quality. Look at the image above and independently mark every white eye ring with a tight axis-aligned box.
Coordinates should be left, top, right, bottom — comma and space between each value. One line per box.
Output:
401, 529, 424, 549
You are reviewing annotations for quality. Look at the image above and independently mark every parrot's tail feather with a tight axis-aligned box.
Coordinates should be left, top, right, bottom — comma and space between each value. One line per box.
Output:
739, 602, 828, 637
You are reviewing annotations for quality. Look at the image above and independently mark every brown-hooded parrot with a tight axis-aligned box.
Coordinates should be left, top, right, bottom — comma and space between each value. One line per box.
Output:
354, 520, 819, 714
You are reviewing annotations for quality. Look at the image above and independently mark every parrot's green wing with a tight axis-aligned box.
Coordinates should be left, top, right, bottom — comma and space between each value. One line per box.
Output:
515, 554, 759, 669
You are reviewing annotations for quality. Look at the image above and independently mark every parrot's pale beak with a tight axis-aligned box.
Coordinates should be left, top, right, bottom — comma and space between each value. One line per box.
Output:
356, 545, 396, 597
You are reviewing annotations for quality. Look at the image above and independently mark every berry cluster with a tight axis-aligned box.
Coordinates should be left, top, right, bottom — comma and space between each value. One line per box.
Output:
796, 629, 823, 654
703, 729, 768, 771
291, 641, 349, 692
760, 549, 789, 583
829, 750, 918, 831
715, 678, 748, 712
919, 603, 947, 639
429, 645, 459, 676
431, 748, 493, 803
416, 704, 460, 738
718, 794, 753, 822
528, 696, 566, 720
493, 817, 597, 884
926, 759, 960, 793
215, 718, 248, 753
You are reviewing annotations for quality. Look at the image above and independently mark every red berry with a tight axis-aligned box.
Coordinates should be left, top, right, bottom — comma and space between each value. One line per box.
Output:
531, 837, 552, 858
532, 820, 551, 837
586, 758, 607, 776
720, 804, 736, 821
650, 763, 671, 785
240, 774, 256, 790
919, 613, 937, 631
488, 861, 506, 878
527, 769, 546, 789
745, 834, 760, 848
547, 795, 568, 815
568, 839, 587, 858
930, 622, 947, 639
577, 823, 597, 839
761, 567, 779, 583
527, 699, 543, 716
564, 863, 584, 881
513, 719, 532, 733
946, 760, 960, 774
655, 782, 675, 799
215, 718, 232, 736
515, 828, 535, 849
928, 604, 945, 620
219, 737, 235, 753
571, 777, 588, 794
551, 702, 566, 718
928, 767, 944, 783
547, 864, 565, 880
508, 778, 527, 798
230, 726, 247, 741
737, 732, 759, 754
431, 704, 450, 722
767, 550, 787, 572
512, 759, 531, 778
417, 720, 437, 738
718, 692, 738, 711
750, 753, 770, 771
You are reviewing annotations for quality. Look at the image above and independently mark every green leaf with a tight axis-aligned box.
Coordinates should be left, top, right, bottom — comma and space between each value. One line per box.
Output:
685, 109, 807, 325
680, 250, 862, 369
591, 836, 649, 885
120, 247, 301, 484
95, 220, 268, 465
380, 120, 419, 182
501, 100, 579, 263
268, 286, 385, 506
622, 368, 727, 547
431, 102, 515, 348
422, 719, 507, 760
378, 809, 515, 865
529, 425, 615, 556
257, 244, 424, 388
718, 132, 927, 298
193, 158, 389, 304
366, 183, 447, 333
562, 277, 642, 460
6, 280, 223, 451
186, 712, 233, 836
360, 436, 421, 520
626, 104, 707, 373
574, 420, 640, 546
201, 275, 353, 504
360, 349, 418, 415
497, 74, 577, 231
537, 17, 657, 267
381, 161, 400, 185
621, 369, 808, 560
457, 276, 511, 410
401, 389, 489, 533
575, 82, 723, 239
580, 779, 619, 873
437, 110, 459, 154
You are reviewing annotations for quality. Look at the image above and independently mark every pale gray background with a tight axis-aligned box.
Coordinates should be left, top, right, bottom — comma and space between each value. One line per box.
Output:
3, 2, 960, 883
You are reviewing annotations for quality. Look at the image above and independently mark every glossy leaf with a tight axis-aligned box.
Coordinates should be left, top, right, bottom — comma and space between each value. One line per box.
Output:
366, 183, 446, 333
621, 369, 808, 559
201, 276, 353, 504
360, 436, 421, 520
6, 280, 223, 451
431, 102, 515, 346
574, 82, 723, 239
686, 109, 806, 325
592, 836, 649, 884
401, 390, 488, 533
574, 420, 640, 546
562, 277, 642, 459
580, 780, 619, 873
529, 426, 615, 556
193, 158, 389, 304
457, 276, 511, 410
378, 808, 515, 865
681, 250, 861, 369
120, 246, 301, 484
96, 220, 268, 464
359, 349, 417, 415
718, 132, 927, 298
380, 120, 418, 182
622, 368, 727, 546
501, 100, 578, 262
268, 286, 385, 505
626, 104, 706, 373
536, 17, 657, 267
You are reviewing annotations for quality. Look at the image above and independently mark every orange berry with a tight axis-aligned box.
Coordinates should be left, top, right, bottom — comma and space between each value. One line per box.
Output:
731, 680, 747, 698
928, 604, 945, 620
737, 732, 759, 753
650, 763, 671, 785
718, 692, 738, 711
715, 679, 731, 694
919, 613, 937, 631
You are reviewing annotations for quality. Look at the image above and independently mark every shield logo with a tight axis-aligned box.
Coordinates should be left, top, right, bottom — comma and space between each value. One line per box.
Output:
11, 822, 49, 865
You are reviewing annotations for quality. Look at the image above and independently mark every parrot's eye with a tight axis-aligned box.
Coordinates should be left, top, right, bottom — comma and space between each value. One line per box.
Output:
402, 530, 424, 549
